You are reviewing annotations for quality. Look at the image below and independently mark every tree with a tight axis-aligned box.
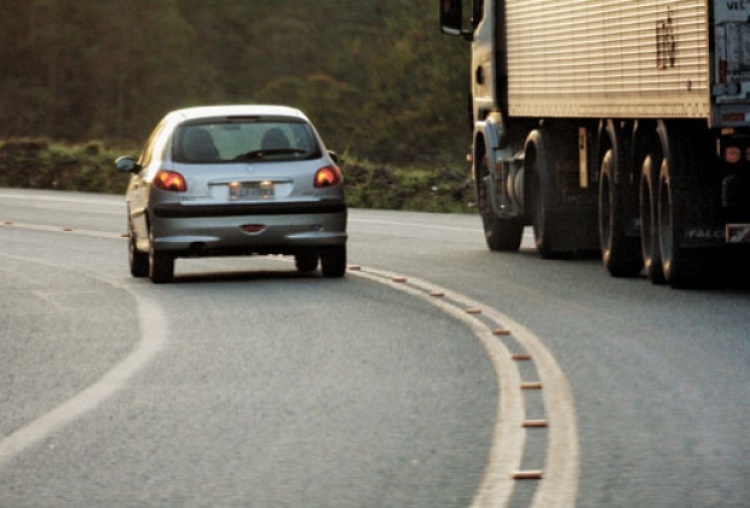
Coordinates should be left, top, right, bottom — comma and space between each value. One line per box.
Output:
0, 0, 470, 165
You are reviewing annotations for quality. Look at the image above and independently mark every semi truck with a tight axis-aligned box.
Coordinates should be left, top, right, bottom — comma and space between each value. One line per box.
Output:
439, 0, 750, 287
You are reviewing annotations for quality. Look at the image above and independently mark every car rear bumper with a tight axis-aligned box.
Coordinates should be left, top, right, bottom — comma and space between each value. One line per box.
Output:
149, 201, 347, 256
153, 200, 346, 218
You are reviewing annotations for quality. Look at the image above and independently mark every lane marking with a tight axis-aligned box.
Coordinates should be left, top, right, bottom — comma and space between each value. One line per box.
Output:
349, 217, 483, 234
0, 221, 123, 239
349, 267, 579, 508
0, 253, 168, 468
1, 219, 577, 506
349, 217, 536, 242
350, 267, 526, 507
0, 192, 124, 208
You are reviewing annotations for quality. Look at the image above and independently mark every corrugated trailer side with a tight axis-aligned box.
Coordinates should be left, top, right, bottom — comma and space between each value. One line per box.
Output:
440, 0, 750, 288
504, 0, 711, 120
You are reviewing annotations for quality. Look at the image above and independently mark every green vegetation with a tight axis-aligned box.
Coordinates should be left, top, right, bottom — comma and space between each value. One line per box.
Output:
0, 138, 474, 213
0, 1, 474, 212
0, 1, 469, 164
0, 139, 131, 194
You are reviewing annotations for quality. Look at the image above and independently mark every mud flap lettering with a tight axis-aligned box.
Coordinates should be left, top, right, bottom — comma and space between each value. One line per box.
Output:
727, 224, 750, 243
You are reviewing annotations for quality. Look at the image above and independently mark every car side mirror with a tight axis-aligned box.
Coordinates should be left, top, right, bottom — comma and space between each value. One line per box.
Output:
115, 155, 141, 173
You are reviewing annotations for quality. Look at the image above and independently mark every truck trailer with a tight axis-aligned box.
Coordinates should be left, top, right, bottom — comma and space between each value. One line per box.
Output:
440, 0, 750, 287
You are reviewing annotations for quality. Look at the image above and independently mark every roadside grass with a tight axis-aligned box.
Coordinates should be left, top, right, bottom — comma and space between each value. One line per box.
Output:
0, 138, 474, 213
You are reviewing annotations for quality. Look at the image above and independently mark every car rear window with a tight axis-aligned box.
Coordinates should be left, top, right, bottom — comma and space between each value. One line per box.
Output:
172, 119, 322, 163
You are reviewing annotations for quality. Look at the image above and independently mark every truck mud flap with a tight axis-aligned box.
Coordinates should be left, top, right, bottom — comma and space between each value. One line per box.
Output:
543, 208, 599, 255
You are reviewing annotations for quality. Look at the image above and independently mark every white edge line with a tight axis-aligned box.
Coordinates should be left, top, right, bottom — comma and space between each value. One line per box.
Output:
351, 267, 579, 508
0, 223, 575, 504
460, 296, 580, 508
350, 268, 526, 508
0, 257, 168, 468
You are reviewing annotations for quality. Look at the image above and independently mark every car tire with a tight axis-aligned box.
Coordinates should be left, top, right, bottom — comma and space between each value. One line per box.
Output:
128, 225, 149, 278
320, 246, 346, 278
149, 232, 174, 284
295, 250, 319, 273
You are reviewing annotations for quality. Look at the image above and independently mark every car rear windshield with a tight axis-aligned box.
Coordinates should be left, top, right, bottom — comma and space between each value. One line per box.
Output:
172, 118, 322, 163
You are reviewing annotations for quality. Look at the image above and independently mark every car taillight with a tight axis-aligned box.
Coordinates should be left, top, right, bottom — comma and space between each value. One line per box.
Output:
154, 170, 187, 192
314, 165, 342, 188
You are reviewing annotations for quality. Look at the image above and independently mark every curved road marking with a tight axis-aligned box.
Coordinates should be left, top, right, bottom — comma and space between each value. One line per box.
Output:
350, 267, 579, 508
0, 253, 168, 468
1, 220, 577, 506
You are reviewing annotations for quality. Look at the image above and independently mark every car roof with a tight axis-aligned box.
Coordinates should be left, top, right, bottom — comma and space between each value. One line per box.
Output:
167, 105, 310, 123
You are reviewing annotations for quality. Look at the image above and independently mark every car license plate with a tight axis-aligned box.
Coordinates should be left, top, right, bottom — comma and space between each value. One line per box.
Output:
228, 181, 274, 201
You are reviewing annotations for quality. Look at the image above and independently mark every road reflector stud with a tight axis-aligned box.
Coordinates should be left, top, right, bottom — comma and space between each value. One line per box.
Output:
465, 308, 482, 315
3, 221, 13, 225
512, 354, 532, 361
63, 227, 73, 232
493, 328, 511, 336
348, 265, 361, 271
121, 233, 130, 238
392, 276, 407, 283
430, 291, 445, 298
521, 382, 543, 390
523, 420, 549, 428
512, 470, 544, 480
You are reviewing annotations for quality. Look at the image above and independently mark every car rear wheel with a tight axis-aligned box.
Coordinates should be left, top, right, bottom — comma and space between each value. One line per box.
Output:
149, 231, 174, 284
295, 250, 319, 273
320, 246, 346, 278
128, 223, 149, 278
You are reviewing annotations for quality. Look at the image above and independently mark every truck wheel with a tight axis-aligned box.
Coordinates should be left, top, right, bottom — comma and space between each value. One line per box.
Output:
599, 149, 642, 277
656, 128, 703, 289
149, 231, 174, 284
530, 162, 554, 258
478, 155, 523, 251
639, 154, 666, 284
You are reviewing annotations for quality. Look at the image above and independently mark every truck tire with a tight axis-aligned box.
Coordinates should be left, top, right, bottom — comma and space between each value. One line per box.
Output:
598, 148, 642, 277
658, 162, 691, 287
530, 163, 554, 258
478, 154, 523, 251
526, 132, 560, 259
656, 125, 705, 289
639, 154, 666, 284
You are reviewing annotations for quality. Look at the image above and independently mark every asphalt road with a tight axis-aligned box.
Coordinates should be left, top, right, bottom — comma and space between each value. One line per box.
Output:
0, 188, 748, 507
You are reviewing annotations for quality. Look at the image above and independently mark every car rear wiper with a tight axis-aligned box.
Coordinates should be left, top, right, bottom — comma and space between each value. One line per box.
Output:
234, 148, 307, 160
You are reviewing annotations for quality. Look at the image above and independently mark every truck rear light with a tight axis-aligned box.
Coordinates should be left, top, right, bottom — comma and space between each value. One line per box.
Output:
314, 165, 342, 188
722, 113, 746, 124
154, 170, 187, 192
724, 146, 742, 164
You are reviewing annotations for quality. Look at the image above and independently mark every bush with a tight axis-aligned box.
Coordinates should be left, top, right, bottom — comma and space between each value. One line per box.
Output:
0, 138, 131, 194
0, 139, 475, 213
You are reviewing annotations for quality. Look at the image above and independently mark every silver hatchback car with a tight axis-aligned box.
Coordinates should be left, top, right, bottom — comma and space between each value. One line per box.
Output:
116, 105, 347, 283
